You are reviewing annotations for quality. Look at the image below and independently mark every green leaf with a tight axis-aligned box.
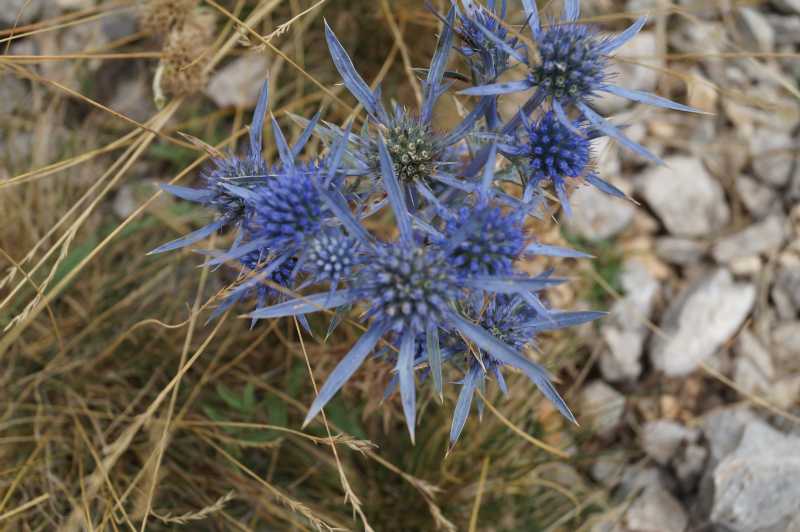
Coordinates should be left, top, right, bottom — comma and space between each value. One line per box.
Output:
265, 394, 288, 428
216, 383, 244, 411
242, 382, 256, 413
324, 399, 366, 440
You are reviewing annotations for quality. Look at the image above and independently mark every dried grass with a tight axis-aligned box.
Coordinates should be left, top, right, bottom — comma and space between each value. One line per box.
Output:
4, 0, 795, 529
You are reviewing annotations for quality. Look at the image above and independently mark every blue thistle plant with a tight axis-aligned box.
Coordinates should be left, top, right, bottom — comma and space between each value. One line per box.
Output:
249, 135, 587, 442
145, 0, 702, 452
460, 0, 701, 163
446, 294, 601, 446
452, 0, 524, 86
248, 161, 325, 250
439, 201, 525, 277
498, 111, 625, 214
322, 12, 493, 212
148, 82, 273, 255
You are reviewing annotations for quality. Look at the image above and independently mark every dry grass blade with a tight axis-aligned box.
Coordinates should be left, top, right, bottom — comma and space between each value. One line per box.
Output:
0, 494, 51, 523
467, 456, 490, 532
294, 317, 375, 532
7, 0, 792, 530
199, 434, 339, 532
150, 491, 236, 525
476, 388, 571, 459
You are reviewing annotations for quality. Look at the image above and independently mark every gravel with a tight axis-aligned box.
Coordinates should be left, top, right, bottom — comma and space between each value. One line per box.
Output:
711, 421, 800, 531
565, 183, 636, 241
650, 270, 756, 376
205, 53, 271, 108
600, 259, 659, 382
711, 214, 788, 263
638, 157, 730, 238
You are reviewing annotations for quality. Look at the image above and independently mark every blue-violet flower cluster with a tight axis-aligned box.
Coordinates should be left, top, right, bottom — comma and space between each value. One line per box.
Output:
151, 0, 700, 448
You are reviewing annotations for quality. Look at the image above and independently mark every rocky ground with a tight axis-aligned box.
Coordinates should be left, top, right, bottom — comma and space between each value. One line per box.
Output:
564, 1, 800, 530
2, 0, 800, 530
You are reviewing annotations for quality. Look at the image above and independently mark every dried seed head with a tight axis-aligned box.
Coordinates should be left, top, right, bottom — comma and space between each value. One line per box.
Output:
159, 8, 216, 96
139, 0, 198, 36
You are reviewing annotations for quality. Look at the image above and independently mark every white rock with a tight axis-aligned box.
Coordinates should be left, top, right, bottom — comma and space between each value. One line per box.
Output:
772, 321, 800, 363
205, 53, 270, 108
771, 376, 800, 409
650, 270, 756, 376
768, 14, 800, 45
735, 175, 778, 218
625, 486, 689, 532
600, 260, 659, 381
1, 0, 43, 26
712, 215, 788, 263
591, 453, 626, 487
640, 420, 698, 465
732, 329, 775, 396
110, 75, 155, 124
712, 421, 800, 531
674, 443, 708, 486
687, 69, 719, 114
734, 7, 775, 53
579, 381, 626, 438
620, 466, 675, 497
655, 237, 708, 265
728, 255, 762, 276
594, 32, 660, 115
771, 0, 800, 14
113, 186, 136, 220
565, 183, 635, 241
774, 265, 800, 313
750, 128, 797, 187
701, 406, 759, 462
638, 157, 730, 238
113, 181, 159, 219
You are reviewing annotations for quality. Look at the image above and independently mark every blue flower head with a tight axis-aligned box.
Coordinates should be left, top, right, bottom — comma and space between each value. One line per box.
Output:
322, 12, 492, 212
528, 23, 606, 105
453, 0, 524, 83
460, 0, 701, 164
148, 82, 273, 255
439, 202, 524, 277
378, 108, 439, 185
307, 230, 360, 286
446, 294, 602, 446
498, 111, 629, 214
361, 243, 458, 334
204, 251, 299, 325
248, 161, 325, 250
500, 111, 591, 214
239, 252, 296, 299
